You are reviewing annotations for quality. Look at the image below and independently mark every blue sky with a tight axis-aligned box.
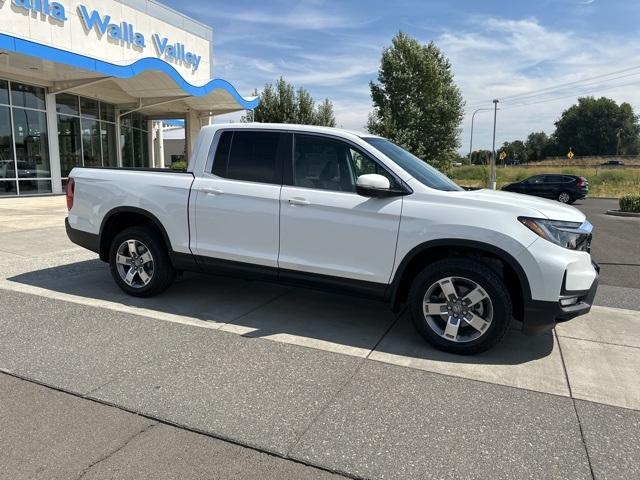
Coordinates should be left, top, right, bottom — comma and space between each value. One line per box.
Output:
163, 0, 640, 152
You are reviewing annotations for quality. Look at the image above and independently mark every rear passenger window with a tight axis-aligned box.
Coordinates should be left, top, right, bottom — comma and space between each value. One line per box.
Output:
212, 131, 284, 184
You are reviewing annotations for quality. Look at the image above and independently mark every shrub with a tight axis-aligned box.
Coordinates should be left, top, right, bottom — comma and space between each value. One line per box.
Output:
170, 161, 187, 171
619, 194, 640, 213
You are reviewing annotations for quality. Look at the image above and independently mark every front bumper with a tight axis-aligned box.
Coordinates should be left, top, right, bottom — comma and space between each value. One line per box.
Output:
522, 261, 600, 335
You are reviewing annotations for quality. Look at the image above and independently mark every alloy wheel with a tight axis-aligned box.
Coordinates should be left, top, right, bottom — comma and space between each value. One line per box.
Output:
422, 276, 493, 343
558, 192, 571, 203
115, 239, 155, 288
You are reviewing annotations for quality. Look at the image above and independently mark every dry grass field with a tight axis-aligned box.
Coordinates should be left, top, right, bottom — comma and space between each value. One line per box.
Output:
451, 165, 640, 197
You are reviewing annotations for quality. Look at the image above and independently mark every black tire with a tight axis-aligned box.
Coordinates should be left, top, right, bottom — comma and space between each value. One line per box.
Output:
557, 191, 573, 204
109, 226, 175, 297
408, 258, 512, 355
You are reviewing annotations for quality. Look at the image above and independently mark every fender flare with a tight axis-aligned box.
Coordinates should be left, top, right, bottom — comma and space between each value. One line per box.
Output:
388, 238, 532, 308
98, 206, 174, 260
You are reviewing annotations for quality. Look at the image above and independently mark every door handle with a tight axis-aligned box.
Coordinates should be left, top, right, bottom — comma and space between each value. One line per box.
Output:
288, 197, 310, 206
201, 187, 224, 195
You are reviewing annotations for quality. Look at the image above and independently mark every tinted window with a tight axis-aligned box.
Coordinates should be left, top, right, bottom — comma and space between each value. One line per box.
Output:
525, 176, 544, 184
224, 131, 282, 184
212, 131, 232, 176
294, 134, 354, 192
543, 175, 562, 183
363, 137, 461, 191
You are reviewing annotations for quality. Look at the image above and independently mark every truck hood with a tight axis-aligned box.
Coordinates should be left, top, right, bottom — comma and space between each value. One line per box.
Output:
457, 189, 586, 222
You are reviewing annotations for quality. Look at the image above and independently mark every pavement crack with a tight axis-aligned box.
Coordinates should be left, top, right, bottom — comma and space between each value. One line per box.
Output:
555, 329, 596, 480
75, 422, 157, 480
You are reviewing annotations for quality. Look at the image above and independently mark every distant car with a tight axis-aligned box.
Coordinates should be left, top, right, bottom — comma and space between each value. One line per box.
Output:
601, 160, 624, 166
501, 174, 588, 204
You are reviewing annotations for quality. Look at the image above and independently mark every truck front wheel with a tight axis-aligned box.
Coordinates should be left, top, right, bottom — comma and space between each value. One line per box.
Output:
109, 226, 175, 297
408, 258, 512, 354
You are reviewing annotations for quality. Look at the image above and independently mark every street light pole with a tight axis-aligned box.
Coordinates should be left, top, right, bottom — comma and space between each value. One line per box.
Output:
468, 107, 492, 164
489, 99, 499, 190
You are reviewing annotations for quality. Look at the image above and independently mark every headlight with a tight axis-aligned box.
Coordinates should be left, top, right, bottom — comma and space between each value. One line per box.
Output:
518, 217, 592, 251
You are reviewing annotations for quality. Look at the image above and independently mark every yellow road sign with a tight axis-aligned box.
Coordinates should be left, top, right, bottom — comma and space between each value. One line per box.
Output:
499, 151, 507, 160
567, 149, 574, 159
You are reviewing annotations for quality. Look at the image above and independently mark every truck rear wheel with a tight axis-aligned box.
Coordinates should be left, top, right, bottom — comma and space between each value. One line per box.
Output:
109, 226, 175, 297
408, 258, 512, 354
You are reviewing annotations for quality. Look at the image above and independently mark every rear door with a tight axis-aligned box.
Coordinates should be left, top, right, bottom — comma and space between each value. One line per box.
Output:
191, 130, 289, 271
542, 175, 565, 198
278, 133, 402, 285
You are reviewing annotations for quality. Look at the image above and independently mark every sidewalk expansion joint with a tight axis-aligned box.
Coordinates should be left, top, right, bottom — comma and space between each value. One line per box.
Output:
555, 329, 596, 480
555, 333, 640, 350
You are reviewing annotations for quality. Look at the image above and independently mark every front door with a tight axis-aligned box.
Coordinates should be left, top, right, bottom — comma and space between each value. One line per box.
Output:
278, 133, 402, 286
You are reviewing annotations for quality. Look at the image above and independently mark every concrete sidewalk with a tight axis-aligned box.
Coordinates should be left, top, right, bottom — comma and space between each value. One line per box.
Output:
0, 373, 345, 480
2, 289, 640, 480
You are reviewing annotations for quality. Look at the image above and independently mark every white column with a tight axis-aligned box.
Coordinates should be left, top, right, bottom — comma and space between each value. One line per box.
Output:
147, 119, 154, 167
115, 108, 122, 167
157, 122, 165, 168
45, 92, 62, 194
185, 110, 200, 160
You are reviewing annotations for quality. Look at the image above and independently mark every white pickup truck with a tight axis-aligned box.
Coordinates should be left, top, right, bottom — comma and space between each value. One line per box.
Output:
66, 123, 599, 354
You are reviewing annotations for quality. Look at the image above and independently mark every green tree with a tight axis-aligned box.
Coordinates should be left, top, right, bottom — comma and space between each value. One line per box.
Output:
367, 32, 464, 172
470, 149, 492, 165
315, 99, 337, 127
553, 96, 640, 156
245, 77, 336, 126
500, 140, 526, 164
524, 131, 549, 162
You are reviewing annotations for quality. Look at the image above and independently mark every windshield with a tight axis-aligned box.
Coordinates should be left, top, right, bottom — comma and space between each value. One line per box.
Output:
363, 137, 462, 191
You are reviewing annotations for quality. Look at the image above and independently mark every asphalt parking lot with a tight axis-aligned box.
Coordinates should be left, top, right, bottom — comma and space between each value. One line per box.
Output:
1, 196, 639, 480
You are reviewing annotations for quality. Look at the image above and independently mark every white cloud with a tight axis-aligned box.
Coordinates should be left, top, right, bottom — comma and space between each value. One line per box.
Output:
213, 7, 353, 30
437, 16, 640, 151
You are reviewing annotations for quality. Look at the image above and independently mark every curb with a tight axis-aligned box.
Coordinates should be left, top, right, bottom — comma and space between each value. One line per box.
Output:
605, 209, 640, 217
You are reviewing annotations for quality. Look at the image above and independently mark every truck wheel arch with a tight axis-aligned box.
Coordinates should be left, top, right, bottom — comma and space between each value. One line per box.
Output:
389, 239, 532, 320
99, 207, 174, 262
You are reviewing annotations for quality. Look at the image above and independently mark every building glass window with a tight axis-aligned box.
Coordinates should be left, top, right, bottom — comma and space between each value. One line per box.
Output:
13, 108, 50, 179
0, 106, 14, 178
0, 80, 8, 105
81, 118, 101, 167
80, 97, 99, 120
121, 113, 148, 168
100, 102, 115, 123
11, 82, 46, 110
101, 122, 117, 167
58, 115, 81, 177
56, 93, 80, 116
55, 93, 118, 177
0, 79, 51, 196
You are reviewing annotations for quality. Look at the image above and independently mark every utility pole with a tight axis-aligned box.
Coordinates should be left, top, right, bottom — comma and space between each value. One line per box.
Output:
489, 99, 499, 190
468, 107, 492, 165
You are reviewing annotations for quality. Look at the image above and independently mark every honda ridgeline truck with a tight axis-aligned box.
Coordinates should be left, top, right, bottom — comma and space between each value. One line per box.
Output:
65, 124, 599, 354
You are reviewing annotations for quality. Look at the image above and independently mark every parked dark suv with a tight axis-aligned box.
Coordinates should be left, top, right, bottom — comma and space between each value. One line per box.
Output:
501, 174, 588, 204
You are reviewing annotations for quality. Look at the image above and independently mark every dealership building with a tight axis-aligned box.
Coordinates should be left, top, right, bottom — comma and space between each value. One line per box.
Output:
0, 0, 257, 196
